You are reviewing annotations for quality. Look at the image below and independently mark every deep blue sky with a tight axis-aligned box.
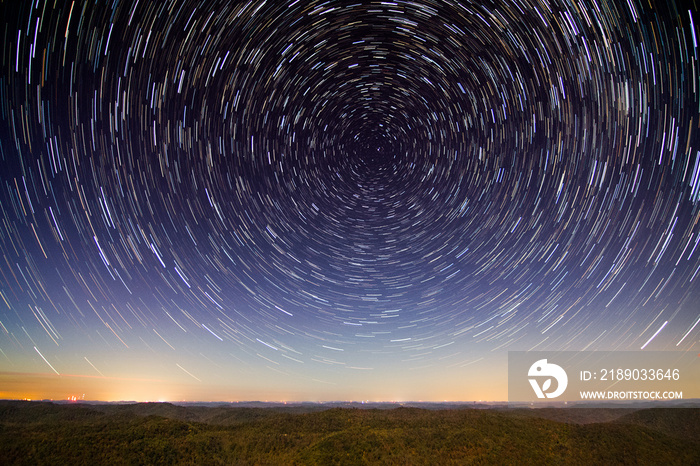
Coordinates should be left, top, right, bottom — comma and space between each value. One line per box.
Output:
0, 0, 699, 401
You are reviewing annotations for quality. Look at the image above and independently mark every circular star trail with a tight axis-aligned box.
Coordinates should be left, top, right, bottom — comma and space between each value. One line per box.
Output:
1, 0, 699, 398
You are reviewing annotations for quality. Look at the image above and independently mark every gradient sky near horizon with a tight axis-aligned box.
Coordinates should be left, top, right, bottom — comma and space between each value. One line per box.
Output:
1, 0, 699, 402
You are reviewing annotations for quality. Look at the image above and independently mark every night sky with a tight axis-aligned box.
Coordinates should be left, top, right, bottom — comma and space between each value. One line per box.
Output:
1, 0, 699, 402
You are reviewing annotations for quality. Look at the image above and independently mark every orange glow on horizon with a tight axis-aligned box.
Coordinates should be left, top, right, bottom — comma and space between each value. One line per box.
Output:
1, 370, 507, 403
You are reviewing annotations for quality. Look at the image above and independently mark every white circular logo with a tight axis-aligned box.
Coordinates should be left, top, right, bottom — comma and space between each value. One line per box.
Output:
528, 359, 568, 398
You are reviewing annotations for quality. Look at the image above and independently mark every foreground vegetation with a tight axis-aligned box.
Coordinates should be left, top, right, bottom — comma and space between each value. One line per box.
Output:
0, 401, 697, 464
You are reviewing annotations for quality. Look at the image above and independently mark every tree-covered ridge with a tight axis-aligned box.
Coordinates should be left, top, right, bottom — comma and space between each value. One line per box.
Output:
0, 401, 697, 465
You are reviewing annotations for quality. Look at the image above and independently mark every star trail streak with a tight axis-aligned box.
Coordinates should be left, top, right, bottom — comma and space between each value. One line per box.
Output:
0, 0, 699, 401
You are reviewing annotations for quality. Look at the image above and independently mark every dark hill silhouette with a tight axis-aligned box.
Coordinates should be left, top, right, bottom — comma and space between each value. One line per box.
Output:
1, 401, 697, 464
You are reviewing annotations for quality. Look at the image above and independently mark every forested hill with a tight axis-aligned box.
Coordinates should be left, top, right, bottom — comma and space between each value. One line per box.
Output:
1, 401, 698, 464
